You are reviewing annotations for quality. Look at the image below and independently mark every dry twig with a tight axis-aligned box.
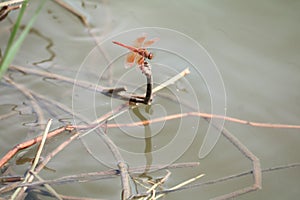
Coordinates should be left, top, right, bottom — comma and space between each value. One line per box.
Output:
105, 111, 300, 129
53, 0, 88, 26
3, 162, 199, 190
0, 126, 67, 168
10, 119, 52, 199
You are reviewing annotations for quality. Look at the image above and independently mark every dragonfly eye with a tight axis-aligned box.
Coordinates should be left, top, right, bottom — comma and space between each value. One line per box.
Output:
148, 53, 153, 59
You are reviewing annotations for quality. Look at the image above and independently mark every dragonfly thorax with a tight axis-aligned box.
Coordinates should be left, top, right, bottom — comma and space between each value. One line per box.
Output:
139, 50, 153, 60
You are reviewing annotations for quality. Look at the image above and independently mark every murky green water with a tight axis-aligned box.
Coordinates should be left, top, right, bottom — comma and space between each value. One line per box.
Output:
1, 0, 300, 199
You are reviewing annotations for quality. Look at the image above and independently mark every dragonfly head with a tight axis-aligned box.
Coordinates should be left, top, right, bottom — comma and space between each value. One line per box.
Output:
147, 52, 154, 60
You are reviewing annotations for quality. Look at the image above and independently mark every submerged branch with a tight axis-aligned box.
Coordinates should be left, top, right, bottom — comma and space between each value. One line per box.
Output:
3, 75, 45, 129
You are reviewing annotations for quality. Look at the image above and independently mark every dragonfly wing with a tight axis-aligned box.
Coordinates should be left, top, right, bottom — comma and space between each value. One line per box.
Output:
125, 52, 137, 68
143, 37, 159, 47
134, 36, 146, 48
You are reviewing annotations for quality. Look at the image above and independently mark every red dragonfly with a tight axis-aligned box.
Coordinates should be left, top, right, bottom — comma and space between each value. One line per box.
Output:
112, 35, 159, 68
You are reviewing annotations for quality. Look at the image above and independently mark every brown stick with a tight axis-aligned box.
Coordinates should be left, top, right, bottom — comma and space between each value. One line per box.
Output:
0, 130, 82, 196
132, 127, 261, 200
53, 0, 88, 26
3, 162, 199, 192
128, 120, 262, 200
10, 65, 107, 92
9, 65, 137, 103
0, 126, 67, 168
34, 129, 79, 173
11, 119, 54, 199
0, 82, 132, 198
104, 111, 300, 129
126, 162, 300, 199
212, 127, 261, 200
100, 124, 131, 199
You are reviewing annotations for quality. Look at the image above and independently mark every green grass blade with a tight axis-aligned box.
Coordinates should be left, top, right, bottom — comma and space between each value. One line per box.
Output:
5, 0, 28, 53
0, 0, 47, 79
0, 0, 28, 76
